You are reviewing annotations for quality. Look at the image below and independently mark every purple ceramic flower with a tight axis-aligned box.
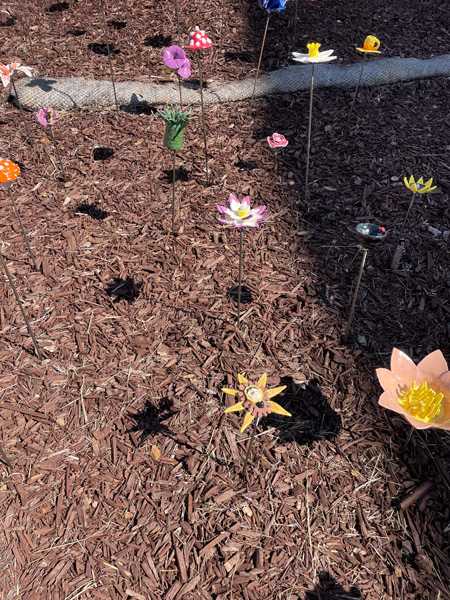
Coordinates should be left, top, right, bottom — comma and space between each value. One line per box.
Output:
36, 107, 59, 127
164, 45, 191, 79
216, 194, 268, 228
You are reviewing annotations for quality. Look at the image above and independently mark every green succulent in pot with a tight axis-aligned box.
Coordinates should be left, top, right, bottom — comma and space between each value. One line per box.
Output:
157, 104, 195, 150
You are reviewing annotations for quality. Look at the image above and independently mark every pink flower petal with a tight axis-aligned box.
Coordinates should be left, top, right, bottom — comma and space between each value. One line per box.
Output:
228, 194, 240, 211
390, 349, 418, 386
417, 350, 448, 379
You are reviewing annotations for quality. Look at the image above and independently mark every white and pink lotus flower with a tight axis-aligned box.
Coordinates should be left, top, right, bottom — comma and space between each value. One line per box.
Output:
0, 61, 35, 87
216, 194, 268, 228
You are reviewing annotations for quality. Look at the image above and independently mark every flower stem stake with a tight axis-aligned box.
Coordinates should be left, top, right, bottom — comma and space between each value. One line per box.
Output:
342, 36, 381, 141
186, 28, 213, 185
343, 223, 386, 341
292, 44, 336, 203
1, 61, 35, 141
216, 194, 268, 325
99, 0, 120, 115
222, 373, 291, 476
0, 244, 42, 360
251, 0, 287, 106
163, 46, 191, 110
18, 0, 35, 61
36, 108, 67, 182
123, 0, 133, 47
0, 159, 39, 271
174, 0, 181, 44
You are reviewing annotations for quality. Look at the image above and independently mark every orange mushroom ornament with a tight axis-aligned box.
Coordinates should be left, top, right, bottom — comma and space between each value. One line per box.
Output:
0, 158, 20, 189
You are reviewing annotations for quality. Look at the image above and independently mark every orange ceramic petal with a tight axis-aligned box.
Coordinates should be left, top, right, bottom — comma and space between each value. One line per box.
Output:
378, 391, 431, 429
376, 368, 406, 396
390, 349, 418, 385
417, 350, 448, 379
0, 158, 20, 183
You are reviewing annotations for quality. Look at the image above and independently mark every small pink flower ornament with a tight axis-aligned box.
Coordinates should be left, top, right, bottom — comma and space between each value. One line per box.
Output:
377, 349, 450, 430
267, 133, 288, 148
163, 46, 191, 79
0, 61, 34, 87
216, 194, 268, 228
36, 107, 59, 127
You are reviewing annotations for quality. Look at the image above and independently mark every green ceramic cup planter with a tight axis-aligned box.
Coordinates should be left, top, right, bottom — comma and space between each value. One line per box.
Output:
163, 122, 185, 150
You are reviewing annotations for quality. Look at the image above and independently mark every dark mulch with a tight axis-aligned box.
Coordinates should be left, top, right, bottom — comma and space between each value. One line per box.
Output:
0, 1, 450, 599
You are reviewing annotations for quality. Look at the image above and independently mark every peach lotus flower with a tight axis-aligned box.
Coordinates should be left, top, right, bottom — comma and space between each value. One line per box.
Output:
222, 373, 291, 433
0, 61, 35, 87
376, 349, 450, 430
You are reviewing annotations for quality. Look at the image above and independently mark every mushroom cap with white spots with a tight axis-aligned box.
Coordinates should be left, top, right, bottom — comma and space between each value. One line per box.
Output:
186, 26, 213, 50
0, 158, 20, 183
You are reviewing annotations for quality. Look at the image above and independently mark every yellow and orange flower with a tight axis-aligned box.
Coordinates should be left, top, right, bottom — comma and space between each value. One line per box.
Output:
222, 373, 291, 433
403, 175, 436, 194
356, 35, 381, 54
377, 349, 450, 430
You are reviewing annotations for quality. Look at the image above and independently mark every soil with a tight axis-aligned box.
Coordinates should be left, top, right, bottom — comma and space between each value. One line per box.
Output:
0, 1, 450, 599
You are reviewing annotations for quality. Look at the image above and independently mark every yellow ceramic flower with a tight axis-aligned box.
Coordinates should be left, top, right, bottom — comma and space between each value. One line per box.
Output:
403, 175, 437, 194
356, 35, 381, 54
222, 373, 291, 433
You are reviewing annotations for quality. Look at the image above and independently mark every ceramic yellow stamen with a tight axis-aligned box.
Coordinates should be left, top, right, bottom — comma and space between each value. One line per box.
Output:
398, 381, 444, 423
307, 43, 321, 58
237, 207, 249, 218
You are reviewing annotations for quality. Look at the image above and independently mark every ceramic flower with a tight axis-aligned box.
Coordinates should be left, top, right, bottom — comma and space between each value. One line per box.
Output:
216, 194, 268, 228
223, 373, 291, 433
36, 107, 59, 127
356, 36, 381, 54
163, 46, 191, 78
186, 27, 213, 50
377, 349, 450, 430
0, 158, 20, 189
267, 133, 288, 148
258, 0, 287, 12
403, 175, 436, 194
292, 43, 336, 64
0, 61, 35, 87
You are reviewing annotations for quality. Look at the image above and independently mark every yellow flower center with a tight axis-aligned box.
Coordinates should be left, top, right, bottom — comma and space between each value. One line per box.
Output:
244, 386, 263, 403
238, 207, 249, 218
398, 381, 444, 423
307, 43, 321, 58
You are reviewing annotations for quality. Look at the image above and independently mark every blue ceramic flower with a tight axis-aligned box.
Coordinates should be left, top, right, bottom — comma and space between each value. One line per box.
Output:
258, 0, 287, 12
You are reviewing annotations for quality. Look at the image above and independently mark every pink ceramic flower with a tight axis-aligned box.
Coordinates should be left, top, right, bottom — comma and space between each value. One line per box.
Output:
216, 194, 268, 228
0, 61, 34, 87
267, 133, 288, 148
377, 349, 450, 430
36, 107, 59, 127
163, 46, 191, 79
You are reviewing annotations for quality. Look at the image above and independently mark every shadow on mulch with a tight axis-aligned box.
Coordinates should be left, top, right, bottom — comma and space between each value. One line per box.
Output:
268, 377, 341, 445
0, 17, 15, 26
235, 157, 258, 171
74, 203, 108, 220
121, 96, 157, 115
143, 34, 172, 48
304, 573, 364, 599
161, 166, 190, 183
88, 43, 119, 56
225, 51, 253, 63
47, 2, 69, 12
126, 398, 175, 445
105, 277, 142, 303
93, 147, 114, 161
108, 19, 126, 30
67, 29, 86, 36
227, 285, 253, 305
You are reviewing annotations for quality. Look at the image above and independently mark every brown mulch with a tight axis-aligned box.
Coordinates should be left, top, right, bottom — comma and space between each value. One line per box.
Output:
1, 1, 450, 599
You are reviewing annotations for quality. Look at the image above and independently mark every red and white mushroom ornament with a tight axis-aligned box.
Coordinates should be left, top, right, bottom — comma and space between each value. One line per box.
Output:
186, 27, 213, 50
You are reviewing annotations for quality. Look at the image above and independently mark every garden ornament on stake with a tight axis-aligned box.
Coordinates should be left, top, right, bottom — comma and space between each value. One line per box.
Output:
292, 43, 336, 204
251, 0, 287, 105
391, 175, 437, 268
99, 0, 120, 114
0, 241, 43, 360
157, 105, 195, 233
342, 36, 381, 140
342, 223, 386, 341
1, 61, 35, 141
216, 194, 268, 325
163, 46, 191, 109
267, 132, 288, 172
0, 159, 38, 271
222, 373, 291, 476
18, 0, 35, 60
37, 108, 67, 182
377, 349, 450, 431
186, 27, 213, 185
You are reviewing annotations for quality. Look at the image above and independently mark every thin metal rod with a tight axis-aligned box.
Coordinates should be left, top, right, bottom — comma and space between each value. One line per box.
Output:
0, 250, 42, 359
293, 0, 299, 46
11, 80, 32, 141
172, 151, 176, 234
220, 0, 225, 48
99, 0, 120, 114
343, 247, 368, 340
174, 0, 181, 44
49, 126, 67, 182
304, 62, 314, 204
343, 54, 366, 140
241, 417, 259, 476
115, 0, 121, 16
8, 188, 38, 271
123, 0, 133, 46
18, 0, 35, 61
237, 227, 243, 325
251, 13, 270, 105
392, 192, 416, 263
177, 74, 183, 110
197, 54, 209, 185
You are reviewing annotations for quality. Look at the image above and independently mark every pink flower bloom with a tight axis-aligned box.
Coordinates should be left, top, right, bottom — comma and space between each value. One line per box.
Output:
0, 61, 35, 88
177, 58, 191, 79
216, 194, 268, 228
267, 133, 288, 148
163, 46, 191, 78
377, 349, 450, 430
36, 107, 59, 127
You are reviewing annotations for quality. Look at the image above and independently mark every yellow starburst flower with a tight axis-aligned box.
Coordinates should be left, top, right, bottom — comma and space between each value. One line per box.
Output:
403, 175, 437, 194
222, 373, 291, 433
